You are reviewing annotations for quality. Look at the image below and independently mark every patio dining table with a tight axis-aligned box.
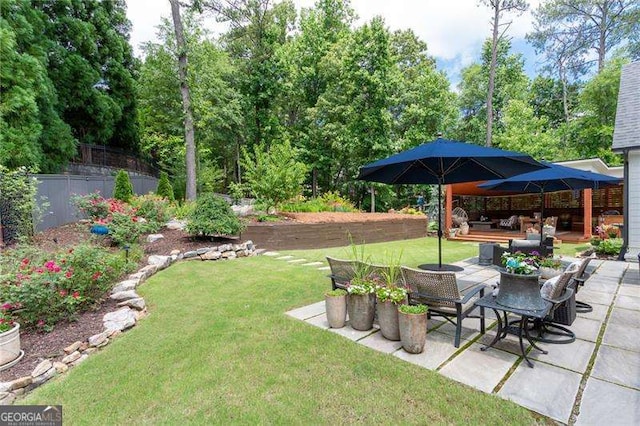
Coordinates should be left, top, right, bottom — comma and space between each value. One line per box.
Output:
474, 294, 552, 367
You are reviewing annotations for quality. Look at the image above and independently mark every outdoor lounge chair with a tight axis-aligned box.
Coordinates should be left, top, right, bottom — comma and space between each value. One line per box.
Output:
400, 266, 485, 347
499, 215, 519, 230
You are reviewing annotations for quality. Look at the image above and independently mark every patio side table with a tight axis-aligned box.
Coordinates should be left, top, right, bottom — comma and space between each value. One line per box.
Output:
474, 294, 552, 368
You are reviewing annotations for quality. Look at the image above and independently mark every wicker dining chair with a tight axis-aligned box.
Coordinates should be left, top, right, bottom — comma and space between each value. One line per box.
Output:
326, 257, 359, 290
571, 255, 595, 313
400, 266, 486, 347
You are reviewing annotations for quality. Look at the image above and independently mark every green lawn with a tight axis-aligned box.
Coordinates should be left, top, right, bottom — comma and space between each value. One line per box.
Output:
25, 238, 553, 424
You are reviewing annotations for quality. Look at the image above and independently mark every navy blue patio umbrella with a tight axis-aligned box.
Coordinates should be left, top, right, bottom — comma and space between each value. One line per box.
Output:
479, 161, 622, 243
357, 138, 547, 270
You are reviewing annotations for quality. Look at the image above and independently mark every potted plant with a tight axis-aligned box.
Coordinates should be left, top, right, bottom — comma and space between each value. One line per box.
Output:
375, 253, 407, 341
325, 289, 347, 329
0, 306, 21, 369
398, 304, 428, 354
538, 256, 563, 280
346, 277, 376, 331
497, 251, 545, 310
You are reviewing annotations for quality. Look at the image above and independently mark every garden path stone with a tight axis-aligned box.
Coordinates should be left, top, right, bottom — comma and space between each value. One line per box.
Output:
608, 307, 640, 328
394, 331, 463, 370
103, 307, 137, 332
285, 301, 325, 320
31, 360, 52, 377
53, 362, 68, 373
439, 342, 518, 393
568, 317, 602, 342
262, 251, 280, 256
117, 297, 146, 311
614, 294, 640, 311
110, 290, 140, 301
576, 302, 608, 322
302, 262, 324, 266
528, 338, 595, 373
359, 331, 402, 354
287, 258, 306, 263
111, 279, 138, 293
305, 313, 330, 329
317, 266, 331, 271
575, 289, 615, 306
618, 285, 640, 298
591, 345, 640, 389
7, 376, 32, 391
498, 361, 582, 424
276, 255, 294, 260
146, 233, 164, 243
575, 378, 640, 425
602, 322, 640, 352
329, 324, 378, 342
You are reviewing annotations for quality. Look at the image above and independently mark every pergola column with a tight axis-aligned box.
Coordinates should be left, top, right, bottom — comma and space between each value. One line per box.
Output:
583, 188, 593, 239
445, 184, 453, 231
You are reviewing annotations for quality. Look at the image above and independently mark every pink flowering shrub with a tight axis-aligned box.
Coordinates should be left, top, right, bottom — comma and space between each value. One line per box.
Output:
0, 244, 133, 331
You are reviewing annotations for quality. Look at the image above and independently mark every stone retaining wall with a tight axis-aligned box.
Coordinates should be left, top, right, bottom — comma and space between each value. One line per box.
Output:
0, 241, 257, 405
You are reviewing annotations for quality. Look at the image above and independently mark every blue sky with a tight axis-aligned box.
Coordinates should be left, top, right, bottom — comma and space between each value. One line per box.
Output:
126, 0, 543, 88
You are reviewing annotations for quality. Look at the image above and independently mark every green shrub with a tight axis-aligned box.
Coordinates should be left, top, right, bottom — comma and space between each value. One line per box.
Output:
595, 238, 622, 255
280, 192, 358, 213
398, 304, 428, 315
173, 200, 195, 219
108, 211, 149, 246
71, 192, 112, 220
0, 166, 38, 243
130, 194, 173, 231
0, 243, 134, 331
113, 170, 134, 202
156, 172, 174, 201
241, 139, 307, 213
186, 193, 245, 237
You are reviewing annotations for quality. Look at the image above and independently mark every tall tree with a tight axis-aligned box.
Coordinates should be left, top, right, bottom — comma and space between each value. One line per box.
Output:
479, 0, 528, 146
529, 0, 640, 75
0, 0, 75, 172
389, 29, 456, 149
456, 38, 528, 145
169, 0, 197, 200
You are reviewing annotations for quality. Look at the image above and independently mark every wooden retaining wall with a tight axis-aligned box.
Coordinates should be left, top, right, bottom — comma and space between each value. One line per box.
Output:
242, 217, 428, 250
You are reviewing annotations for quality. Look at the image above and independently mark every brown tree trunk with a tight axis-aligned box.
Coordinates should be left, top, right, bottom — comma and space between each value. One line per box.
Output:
486, 3, 500, 147
598, 1, 608, 73
169, 0, 197, 201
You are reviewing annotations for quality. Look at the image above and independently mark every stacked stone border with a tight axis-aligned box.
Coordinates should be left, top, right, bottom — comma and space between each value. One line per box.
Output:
0, 241, 258, 405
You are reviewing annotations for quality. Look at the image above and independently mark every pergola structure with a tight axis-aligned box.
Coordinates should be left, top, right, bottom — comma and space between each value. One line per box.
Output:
443, 159, 623, 241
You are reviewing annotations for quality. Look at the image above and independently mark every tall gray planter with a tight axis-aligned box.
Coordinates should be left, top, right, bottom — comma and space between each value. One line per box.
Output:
347, 293, 375, 331
497, 271, 545, 310
398, 310, 427, 354
377, 300, 401, 341
325, 293, 347, 329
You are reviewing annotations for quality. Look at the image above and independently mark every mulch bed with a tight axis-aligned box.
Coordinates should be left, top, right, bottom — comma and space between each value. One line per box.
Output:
0, 224, 229, 382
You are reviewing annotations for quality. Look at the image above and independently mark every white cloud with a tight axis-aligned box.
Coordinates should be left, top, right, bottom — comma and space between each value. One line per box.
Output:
126, 0, 171, 55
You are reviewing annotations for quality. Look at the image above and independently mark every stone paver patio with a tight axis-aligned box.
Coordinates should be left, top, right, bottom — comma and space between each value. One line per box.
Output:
284, 255, 640, 425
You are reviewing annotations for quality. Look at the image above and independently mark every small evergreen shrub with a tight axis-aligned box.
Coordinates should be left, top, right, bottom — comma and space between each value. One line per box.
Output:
130, 194, 173, 231
0, 166, 38, 244
156, 171, 174, 201
398, 304, 428, 315
186, 193, 245, 237
113, 170, 134, 202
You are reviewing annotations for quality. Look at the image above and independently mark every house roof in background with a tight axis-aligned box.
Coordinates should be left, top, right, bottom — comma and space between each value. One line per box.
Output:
613, 61, 640, 151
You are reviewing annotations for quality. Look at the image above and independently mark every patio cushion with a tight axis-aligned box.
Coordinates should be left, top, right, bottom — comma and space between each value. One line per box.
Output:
540, 275, 560, 299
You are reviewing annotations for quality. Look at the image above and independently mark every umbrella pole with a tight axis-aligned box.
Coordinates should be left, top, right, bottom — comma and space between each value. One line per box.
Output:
438, 181, 442, 269
540, 189, 545, 245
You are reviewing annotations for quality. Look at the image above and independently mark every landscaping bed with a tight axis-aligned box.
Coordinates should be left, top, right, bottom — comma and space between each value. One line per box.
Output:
0, 223, 237, 383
